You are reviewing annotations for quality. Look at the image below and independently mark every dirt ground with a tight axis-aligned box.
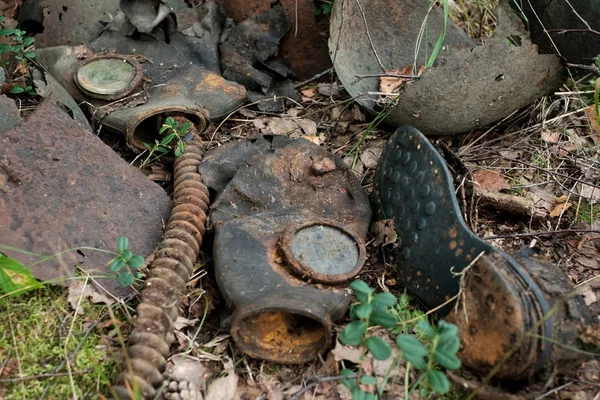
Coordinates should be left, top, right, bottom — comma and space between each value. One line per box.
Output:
1, 0, 599, 399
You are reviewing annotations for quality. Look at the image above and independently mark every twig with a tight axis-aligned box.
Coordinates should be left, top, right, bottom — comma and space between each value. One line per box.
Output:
567, 63, 600, 76
447, 372, 526, 400
354, 0, 386, 73
535, 382, 574, 400
288, 373, 358, 400
501, 156, 600, 190
0, 370, 92, 383
294, 67, 334, 89
351, 73, 420, 85
561, 0, 591, 31
318, 354, 340, 400
483, 229, 600, 240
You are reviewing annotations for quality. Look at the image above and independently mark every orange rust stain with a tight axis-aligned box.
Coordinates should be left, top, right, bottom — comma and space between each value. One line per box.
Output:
448, 228, 458, 238
195, 73, 244, 95
239, 312, 325, 358
455, 248, 463, 256
449, 240, 457, 250
465, 254, 472, 262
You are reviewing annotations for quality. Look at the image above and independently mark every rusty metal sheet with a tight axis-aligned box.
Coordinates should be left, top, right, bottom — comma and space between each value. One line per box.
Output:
220, 0, 331, 80
0, 99, 171, 296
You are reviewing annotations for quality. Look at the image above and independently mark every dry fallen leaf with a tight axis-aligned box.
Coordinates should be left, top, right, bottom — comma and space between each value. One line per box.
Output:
379, 65, 414, 94
295, 118, 317, 136
549, 202, 572, 217
541, 129, 561, 144
67, 280, 115, 314
473, 169, 511, 192
579, 184, 600, 205
554, 195, 568, 203
359, 140, 385, 170
330, 340, 362, 364
317, 82, 342, 97
205, 360, 238, 400
371, 219, 398, 247
300, 87, 318, 98
174, 316, 199, 331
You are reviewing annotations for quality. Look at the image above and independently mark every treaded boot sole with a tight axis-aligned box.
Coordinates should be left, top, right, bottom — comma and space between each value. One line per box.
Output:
373, 126, 498, 309
373, 126, 568, 379
373, 127, 550, 312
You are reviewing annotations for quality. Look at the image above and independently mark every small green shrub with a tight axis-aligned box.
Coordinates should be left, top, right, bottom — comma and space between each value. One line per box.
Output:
108, 236, 145, 286
338, 280, 461, 399
0, 16, 37, 96
0, 236, 144, 297
140, 117, 193, 168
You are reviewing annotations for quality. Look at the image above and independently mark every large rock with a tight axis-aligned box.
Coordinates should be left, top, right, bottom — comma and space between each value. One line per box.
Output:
0, 99, 171, 296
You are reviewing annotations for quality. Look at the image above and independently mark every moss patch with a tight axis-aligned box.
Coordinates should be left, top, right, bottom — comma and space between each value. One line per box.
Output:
0, 286, 119, 399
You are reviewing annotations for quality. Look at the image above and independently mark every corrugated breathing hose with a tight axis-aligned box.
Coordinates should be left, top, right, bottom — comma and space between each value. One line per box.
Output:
113, 118, 208, 399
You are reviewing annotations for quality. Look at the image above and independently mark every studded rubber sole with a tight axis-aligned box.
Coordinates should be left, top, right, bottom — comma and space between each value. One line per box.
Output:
373, 127, 550, 315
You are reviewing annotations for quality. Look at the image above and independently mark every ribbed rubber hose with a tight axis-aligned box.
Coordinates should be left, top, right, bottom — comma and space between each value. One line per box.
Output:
113, 122, 208, 399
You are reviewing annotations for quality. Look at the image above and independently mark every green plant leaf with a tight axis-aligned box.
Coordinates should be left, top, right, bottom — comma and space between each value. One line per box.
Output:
24, 51, 35, 59
121, 249, 132, 261
0, 254, 43, 296
437, 320, 459, 342
360, 375, 377, 385
396, 335, 428, 370
10, 85, 24, 94
128, 255, 145, 269
159, 124, 169, 134
350, 388, 366, 400
350, 280, 374, 297
22, 37, 35, 47
369, 309, 397, 328
0, 28, 14, 36
416, 319, 434, 338
398, 291, 409, 308
175, 141, 185, 157
178, 122, 193, 135
437, 332, 460, 356
365, 336, 391, 360
354, 303, 373, 319
433, 349, 461, 370
426, 369, 451, 394
372, 292, 397, 307
340, 369, 357, 390
109, 258, 125, 272
118, 272, 134, 286
339, 320, 367, 346
117, 236, 129, 252
165, 117, 175, 127
143, 142, 153, 151
426, 0, 448, 68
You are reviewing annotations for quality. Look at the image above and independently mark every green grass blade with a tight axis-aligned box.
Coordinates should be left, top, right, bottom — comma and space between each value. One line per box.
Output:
426, 0, 448, 68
